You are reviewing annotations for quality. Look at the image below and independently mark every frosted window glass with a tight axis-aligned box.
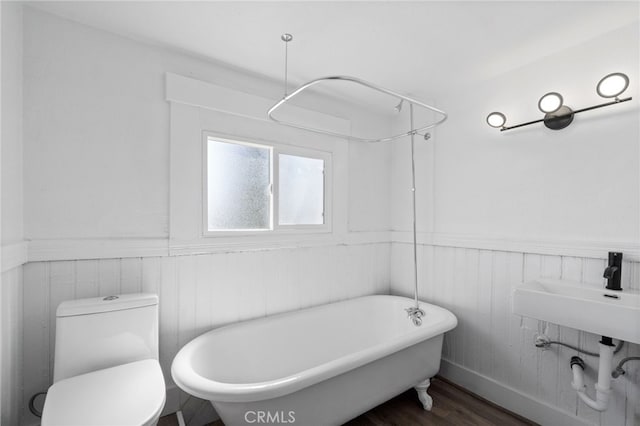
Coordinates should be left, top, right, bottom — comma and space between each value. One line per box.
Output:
207, 139, 271, 230
279, 154, 324, 225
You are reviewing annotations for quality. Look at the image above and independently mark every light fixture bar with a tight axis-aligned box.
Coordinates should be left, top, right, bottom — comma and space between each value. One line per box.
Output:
500, 96, 632, 132
500, 116, 547, 131
571, 97, 633, 115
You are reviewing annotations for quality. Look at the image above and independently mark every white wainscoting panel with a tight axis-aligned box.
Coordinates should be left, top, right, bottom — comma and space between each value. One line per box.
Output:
20, 243, 390, 425
1, 266, 24, 426
1, 241, 28, 272
391, 243, 640, 426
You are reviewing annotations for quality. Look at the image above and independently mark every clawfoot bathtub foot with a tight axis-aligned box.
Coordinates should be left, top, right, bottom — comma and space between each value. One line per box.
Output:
414, 379, 433, 411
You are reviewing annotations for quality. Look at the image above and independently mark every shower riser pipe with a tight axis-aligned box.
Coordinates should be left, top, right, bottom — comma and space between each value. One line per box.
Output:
571, 340, 614, 412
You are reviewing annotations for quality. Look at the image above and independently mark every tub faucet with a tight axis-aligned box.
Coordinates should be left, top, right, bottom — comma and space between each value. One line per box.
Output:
405, 306, 425, 326
603, 252, 623, 291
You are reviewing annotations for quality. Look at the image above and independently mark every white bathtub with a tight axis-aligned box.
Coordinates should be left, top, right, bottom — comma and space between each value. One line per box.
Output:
171, 295, 457, 425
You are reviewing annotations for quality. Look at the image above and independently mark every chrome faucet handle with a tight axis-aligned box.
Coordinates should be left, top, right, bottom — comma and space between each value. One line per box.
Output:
405, 306, 426, 326
405, 306, 425, 316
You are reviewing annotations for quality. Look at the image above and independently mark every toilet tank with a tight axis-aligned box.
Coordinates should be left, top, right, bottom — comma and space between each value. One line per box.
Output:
53, 293, 159, 383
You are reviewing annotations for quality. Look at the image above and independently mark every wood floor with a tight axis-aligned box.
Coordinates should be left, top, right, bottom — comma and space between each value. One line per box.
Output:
345, 377, 536, 426
159, 376, 536, 426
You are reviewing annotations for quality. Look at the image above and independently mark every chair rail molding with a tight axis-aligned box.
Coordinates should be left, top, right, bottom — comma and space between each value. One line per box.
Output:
2, 241, 29, 272
391, 231, 640, 261
25, 232, 391, 262
27, 238, 169, 262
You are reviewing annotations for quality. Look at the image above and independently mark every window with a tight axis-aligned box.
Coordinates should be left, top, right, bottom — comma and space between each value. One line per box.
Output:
204, 135, 330, 234
278, 154, 324, 225
206, 139, 272, 231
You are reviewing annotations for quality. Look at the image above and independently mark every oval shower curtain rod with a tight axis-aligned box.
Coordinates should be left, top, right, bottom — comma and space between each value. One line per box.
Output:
266, 34, 447, 143
268, 75, 448, 143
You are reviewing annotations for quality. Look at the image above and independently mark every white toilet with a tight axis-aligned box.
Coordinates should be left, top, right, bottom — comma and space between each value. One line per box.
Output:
41, 293, 166, 426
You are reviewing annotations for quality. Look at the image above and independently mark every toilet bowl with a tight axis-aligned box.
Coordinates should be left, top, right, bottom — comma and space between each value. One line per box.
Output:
41, 294, 166, 426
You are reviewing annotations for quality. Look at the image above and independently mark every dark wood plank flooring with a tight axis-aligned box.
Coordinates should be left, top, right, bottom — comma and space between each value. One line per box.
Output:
159, 376, 536, 426
345, 377, 536, 426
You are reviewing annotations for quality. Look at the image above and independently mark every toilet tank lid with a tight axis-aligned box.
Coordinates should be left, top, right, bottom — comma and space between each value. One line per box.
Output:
56, 293, 158, 317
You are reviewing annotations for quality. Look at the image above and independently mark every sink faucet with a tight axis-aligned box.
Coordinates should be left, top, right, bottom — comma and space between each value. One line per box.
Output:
603, 252, 623, 291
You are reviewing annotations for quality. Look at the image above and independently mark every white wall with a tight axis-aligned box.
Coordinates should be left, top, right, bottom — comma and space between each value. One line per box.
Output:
23, 7, 391, 243
1, 2, 25, 425
433, 23, 639, 243
390, 22, 640, 426
1, 2, 4, 420
2, 1, 23, 246
18, 7, 393, 426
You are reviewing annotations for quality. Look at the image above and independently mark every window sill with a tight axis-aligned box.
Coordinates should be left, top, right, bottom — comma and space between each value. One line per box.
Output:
170, 231, 357, 256
201, 225, 331, 238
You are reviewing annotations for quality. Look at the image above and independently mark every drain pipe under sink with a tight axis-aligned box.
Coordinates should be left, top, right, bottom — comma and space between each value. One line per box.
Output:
570, 337, 615, 412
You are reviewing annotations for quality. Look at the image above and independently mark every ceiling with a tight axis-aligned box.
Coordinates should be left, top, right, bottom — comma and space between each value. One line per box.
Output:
27, 1, 640, 108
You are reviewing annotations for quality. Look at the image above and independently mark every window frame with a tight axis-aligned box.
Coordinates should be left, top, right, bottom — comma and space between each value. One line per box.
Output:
202, 132, 332, 237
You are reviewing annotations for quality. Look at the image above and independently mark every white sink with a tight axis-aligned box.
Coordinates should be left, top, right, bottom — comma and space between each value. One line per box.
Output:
512, 279, 640, 344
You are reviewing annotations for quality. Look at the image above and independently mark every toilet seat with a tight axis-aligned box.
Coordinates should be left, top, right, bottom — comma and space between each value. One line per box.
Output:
42, 359, 166, 426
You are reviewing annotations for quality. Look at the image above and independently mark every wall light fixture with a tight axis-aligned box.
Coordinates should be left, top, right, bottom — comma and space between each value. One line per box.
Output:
486, 112, 506, 128
486, 72, 632, 132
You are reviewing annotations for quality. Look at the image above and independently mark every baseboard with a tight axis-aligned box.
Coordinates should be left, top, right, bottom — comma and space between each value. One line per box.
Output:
439, 359, 594, 426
